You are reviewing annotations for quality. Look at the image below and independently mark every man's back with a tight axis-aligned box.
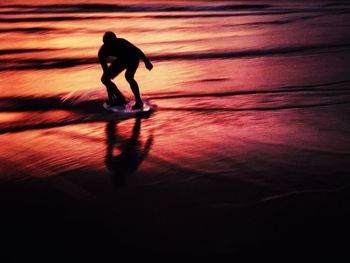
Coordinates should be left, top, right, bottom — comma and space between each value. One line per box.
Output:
101, 38, 139, 61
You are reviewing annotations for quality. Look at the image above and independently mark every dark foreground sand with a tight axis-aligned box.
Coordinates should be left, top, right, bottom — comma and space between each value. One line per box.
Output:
1, 167, 350, 260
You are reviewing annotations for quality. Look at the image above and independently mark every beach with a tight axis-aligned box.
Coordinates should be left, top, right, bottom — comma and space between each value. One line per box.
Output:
1, 0, 350, 259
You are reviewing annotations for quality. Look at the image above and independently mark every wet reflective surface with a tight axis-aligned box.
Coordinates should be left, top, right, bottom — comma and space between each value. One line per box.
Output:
1, 0, 350, 259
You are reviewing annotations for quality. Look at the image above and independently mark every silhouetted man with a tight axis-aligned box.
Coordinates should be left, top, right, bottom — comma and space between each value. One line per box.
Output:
98, 31, 153, 109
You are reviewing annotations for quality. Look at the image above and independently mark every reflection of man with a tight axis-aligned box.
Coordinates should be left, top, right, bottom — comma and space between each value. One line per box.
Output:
105, 118, 153, 187
98, 31, 153, 109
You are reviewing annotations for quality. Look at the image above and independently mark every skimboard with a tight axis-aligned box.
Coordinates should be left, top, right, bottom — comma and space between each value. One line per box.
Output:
103, 99, 156, 114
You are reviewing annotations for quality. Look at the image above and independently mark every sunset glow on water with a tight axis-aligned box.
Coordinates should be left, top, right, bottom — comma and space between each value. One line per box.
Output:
1, 0, 350, 258
1, 0, 350, 195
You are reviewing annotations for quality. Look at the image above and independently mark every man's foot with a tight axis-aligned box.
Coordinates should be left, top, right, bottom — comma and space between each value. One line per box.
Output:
132, 102, 143, 110
105, 100, 114, 107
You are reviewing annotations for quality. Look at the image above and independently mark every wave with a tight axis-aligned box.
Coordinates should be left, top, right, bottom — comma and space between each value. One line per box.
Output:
1, 79, 349, 113
197, 78, 231, 83
151, 42, 350, 60
1, 8, 348, 23
0, 27, 55, 33
147, 8, 338, 19
0, 91, 144, 134
323, 2, 350, 7
0, 95, 72, 112
1, 42, 349, 71
0, 3, 272, 14
0, 16, 106, 23
0, 91, 106, 112
0, 57, 97, 71
0, 117, 96, 134
159, 100, 350, 113
148, 11, 295, 19
223, 15, 321, 28
0, 113, 145, 134
1, 99, 349, 135
0, 12, 325, 24
0, 48, 59, 56
0, 12, 295, 24
1, 79, 349, 134
151, 79, 350, 100
1, 3, 349, 16
112, 9, 328, 17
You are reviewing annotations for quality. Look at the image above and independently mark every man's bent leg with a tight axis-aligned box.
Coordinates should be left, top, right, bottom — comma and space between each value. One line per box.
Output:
125, 61, 142, 109
106, 85, 118, 105
101, 74, 127, 105
126, 77, 142, 104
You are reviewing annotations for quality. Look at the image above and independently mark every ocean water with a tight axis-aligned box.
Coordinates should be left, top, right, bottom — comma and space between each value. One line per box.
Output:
0, 0, 350, 262
1, 0, 350, 195
1, 0, 350, 256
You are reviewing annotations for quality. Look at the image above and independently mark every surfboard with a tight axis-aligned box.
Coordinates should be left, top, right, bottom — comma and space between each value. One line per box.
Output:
103, 99, 156, 114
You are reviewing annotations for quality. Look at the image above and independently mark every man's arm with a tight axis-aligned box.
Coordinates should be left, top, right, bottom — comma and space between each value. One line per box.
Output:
123, 39, 153, 71
136, 47, 153, 70
136, 47, 149, 63
98, 46, 108, 72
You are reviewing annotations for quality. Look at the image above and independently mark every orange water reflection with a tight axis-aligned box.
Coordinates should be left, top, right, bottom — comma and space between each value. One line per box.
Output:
1, 0, 350, 186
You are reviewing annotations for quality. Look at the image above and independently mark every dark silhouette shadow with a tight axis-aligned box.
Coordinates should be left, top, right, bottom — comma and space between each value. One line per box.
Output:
105, 118, 153, 187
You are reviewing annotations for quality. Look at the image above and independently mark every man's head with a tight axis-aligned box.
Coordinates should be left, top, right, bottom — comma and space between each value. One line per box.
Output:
103, 31, 117, 45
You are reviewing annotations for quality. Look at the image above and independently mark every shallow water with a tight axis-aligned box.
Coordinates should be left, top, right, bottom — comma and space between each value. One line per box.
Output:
1, 0, 350, 257
1, 0, 350, 195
